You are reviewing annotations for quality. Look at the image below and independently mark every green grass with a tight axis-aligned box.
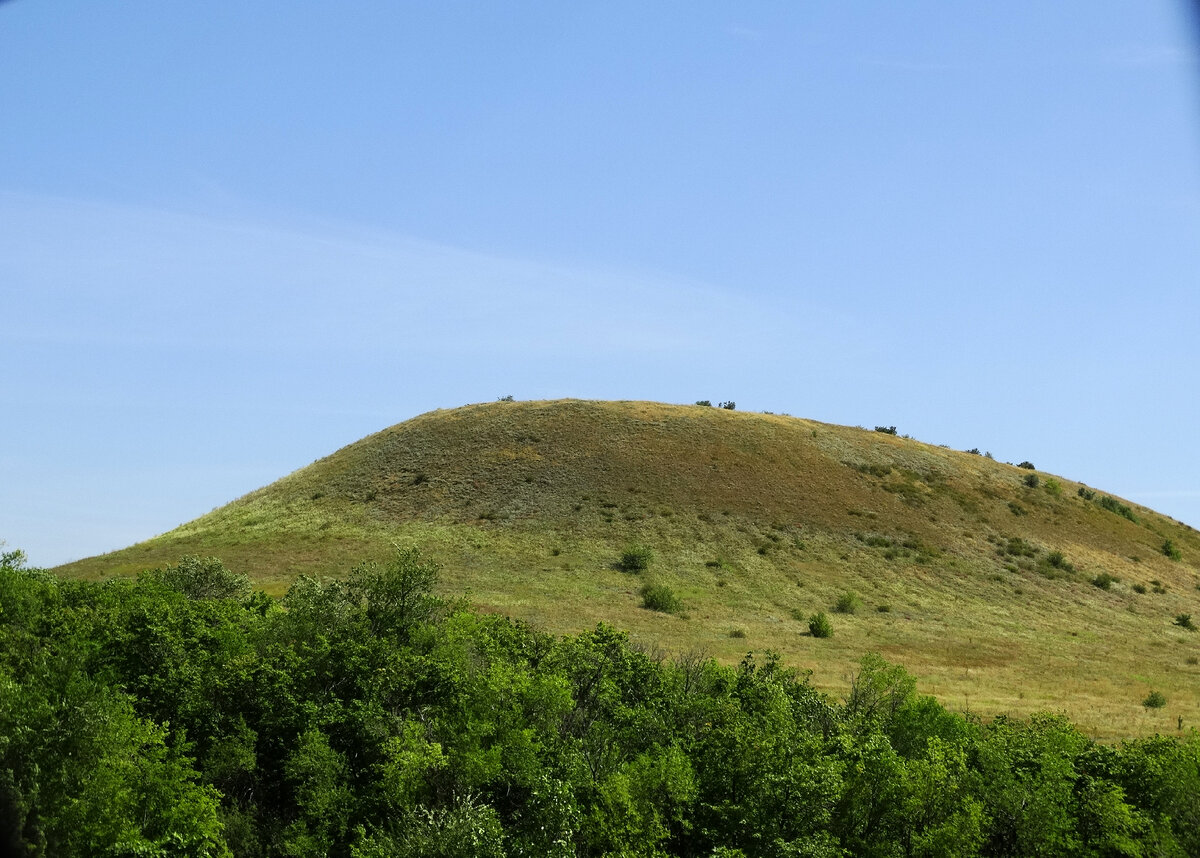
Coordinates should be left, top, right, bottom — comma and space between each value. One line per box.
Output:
54, 398, 1200, 739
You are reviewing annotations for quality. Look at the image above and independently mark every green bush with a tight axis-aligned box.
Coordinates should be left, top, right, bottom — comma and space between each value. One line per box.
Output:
1132, 583, 1147, 594
1143, 690, 1167, 709
1077, 487, 1096, 501
834, 590, 862, 614
1023, 473, 1040, 489
1044, 478, 1062, 497
1174, 613, 1195, 631
1097, 495, 1137, 522
617, 544, 654, 573
719, 400, 736, 410
1096, 572, 1121, 589
640, 583, 682, 614
874, 426, 897, 435
1163, 539, 1182, 561
1092, 573, 1119, 590
809, 612, 834, 638
1018, 461, 1036, 470
695, 400, 712, 407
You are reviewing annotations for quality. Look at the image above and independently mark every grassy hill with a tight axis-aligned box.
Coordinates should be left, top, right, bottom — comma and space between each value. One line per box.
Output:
58, 399, 1200, 738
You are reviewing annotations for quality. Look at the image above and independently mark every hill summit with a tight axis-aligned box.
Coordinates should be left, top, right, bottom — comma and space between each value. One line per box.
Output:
59, 399, 1200, 737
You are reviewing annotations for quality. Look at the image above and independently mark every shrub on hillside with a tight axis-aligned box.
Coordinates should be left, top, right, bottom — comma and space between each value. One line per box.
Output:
874, 426, 897, 435
1018, 461, 1036, 470
1163, 539, 1182, 561
1143, 690, 1167, 709
695, 400, 712, 407
1023, 474, 1040, 489
1077, 487, 1096, 501
1097, 495, 1137, 522
640, 583, 682, 614
809, 612, 834, 638
1173, 613, 1195, 631
834, 590, 862, 614
617, 544, 653, 573
1092, 573, 1119, 591
719, 401, 736, 410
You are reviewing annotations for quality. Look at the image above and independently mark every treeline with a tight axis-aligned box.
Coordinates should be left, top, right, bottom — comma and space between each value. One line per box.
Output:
1, 547, 1199, 857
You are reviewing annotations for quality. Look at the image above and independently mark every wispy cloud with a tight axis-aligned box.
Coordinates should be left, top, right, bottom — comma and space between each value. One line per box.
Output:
1126, 489, 1200, 499
0, 192, 858, 363
729, 25, 763, 42
1105, 44, 1198, 67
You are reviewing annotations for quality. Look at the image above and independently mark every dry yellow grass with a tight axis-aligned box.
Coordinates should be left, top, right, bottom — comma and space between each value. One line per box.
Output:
57, 399, 1200, 739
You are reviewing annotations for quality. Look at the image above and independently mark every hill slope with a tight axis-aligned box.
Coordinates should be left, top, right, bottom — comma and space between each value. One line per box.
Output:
58, 399, 1200, 737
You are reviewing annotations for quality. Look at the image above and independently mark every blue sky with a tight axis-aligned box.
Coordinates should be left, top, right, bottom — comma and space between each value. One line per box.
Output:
3, 2, 1199, 567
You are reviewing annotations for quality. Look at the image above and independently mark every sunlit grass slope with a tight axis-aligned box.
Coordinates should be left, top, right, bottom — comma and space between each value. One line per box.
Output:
58, 399, 1200, 738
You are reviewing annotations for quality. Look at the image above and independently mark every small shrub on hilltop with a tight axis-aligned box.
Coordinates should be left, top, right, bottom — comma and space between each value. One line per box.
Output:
719, 401, 736, 410
695, 400, 712, 407
809, 612, 834, 638
1018, 461, 1036, 470
640, 583, 682, 614
617, 544, 653, 573
834, 590, 862, 614
874, 426, 897, 435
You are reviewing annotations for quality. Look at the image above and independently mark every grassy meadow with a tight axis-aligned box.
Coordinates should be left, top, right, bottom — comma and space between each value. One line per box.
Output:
57, 399, 1200, 739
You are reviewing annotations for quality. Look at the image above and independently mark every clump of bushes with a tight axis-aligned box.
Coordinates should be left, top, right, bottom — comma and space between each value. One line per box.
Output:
1077, 487, 1096, 501
695, 400, 712, 406
1018, 461, 1036, 470
874, 426, 897, 435
639, 583, 682, 614
834, 590, 862, 614
1132, 583, 1147, 595
1143, 690, 1167, 709
719, 401, 736, 410
1163, 539, 1182, 561
617, 544, 653, 573
1023, 473, 1040, 489
1092, 573, 1119, 591
1174, 614, 1195, 631
1097, 495, 1138, 522
809, 612, 834, 638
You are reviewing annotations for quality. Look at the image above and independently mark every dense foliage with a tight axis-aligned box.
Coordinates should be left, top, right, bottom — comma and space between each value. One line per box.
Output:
2, 547, 1200, 857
